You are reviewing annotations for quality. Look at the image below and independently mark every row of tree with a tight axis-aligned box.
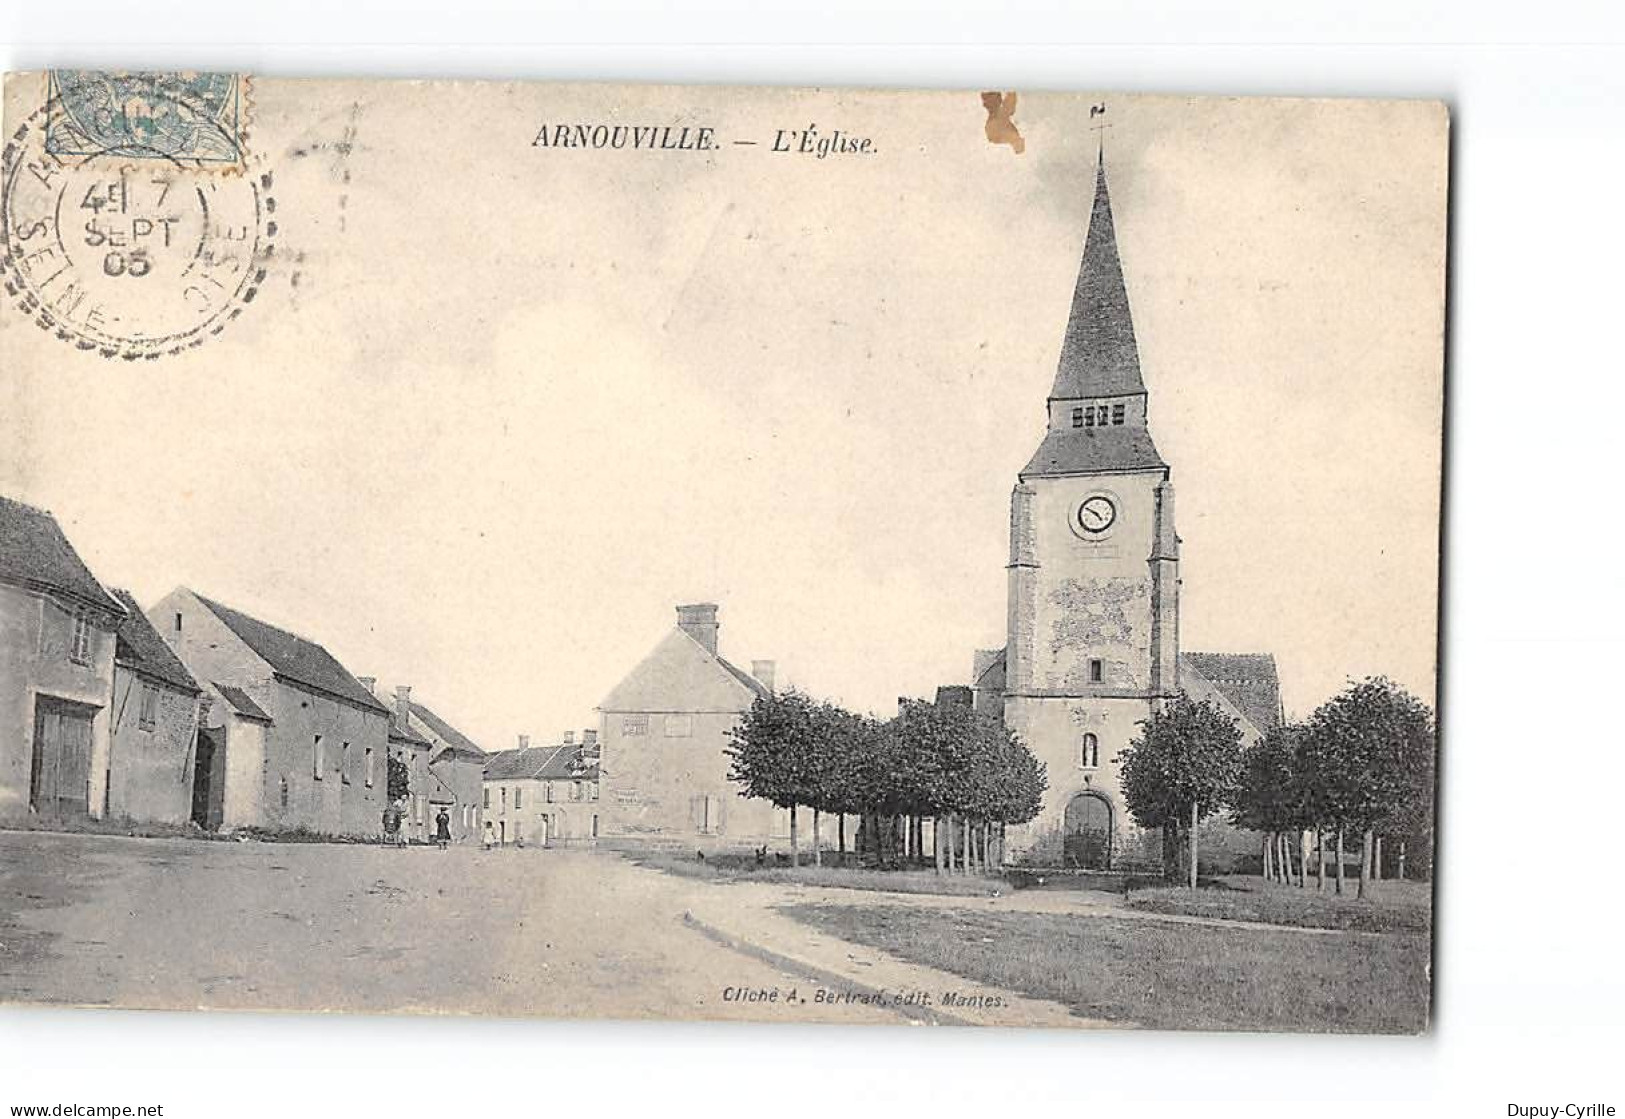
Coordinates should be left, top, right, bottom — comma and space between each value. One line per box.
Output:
725, 691, 1047, 872
1118, 676, 1436, 893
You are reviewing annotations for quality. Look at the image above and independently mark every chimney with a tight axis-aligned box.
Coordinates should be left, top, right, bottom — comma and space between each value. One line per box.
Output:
751, 659, 777, 693
582, 729, 598, 746
676, 602, 719, 656
394, 685, 411, 727
358, 676, 377, 696
563, 730, 575, 745
518, 734, 530, 750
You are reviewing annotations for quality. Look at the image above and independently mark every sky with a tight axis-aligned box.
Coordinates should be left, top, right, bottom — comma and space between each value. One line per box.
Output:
1, 78, 1447, 746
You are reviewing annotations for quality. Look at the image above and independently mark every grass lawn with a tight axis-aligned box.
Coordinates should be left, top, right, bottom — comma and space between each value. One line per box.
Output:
782, 902, 1431, 1034
622, 850, 1005, 897
1127, 876, 1433, 934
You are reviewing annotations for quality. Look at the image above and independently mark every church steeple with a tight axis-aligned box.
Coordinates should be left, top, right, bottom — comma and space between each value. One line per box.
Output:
1051, 154, 1146, 401
1020, 151, 1165, 480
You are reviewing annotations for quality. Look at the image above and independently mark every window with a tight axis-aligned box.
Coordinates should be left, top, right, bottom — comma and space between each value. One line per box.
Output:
1083, 406, 1096, 428
174, 611, 183, 633
1082, 733, 1100, 769
1111, 403, 1126, 425
545, 781, 555, 803
340, 742, 351, 784
313, 735, 325, 780
665, 714, 693, 738
622, 714, 649, 736
514, 786, 523, 810
571, 781, 583, 802
483, 787, 490, 809
1096, 404, 1109, 426
279, 776, 289, 809
589, 781, 600, 801
1071, 406, 1084, 428
364, 747, 374, 788
500, 786, 507, 809
514, 821, 523, 844
591, 814, 599, 838
138, 683, 158, 730
1089, 658, 1103, 683
69, 612, 92, 665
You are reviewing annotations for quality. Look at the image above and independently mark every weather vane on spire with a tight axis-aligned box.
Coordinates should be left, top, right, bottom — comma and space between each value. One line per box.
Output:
1089, 102, 1111, 157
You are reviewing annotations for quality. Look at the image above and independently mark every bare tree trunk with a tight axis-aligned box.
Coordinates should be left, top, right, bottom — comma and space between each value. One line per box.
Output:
1188, 801, 1199, 889
789, 804, 799, 868
1398, 840, 1407, 881
1374, 835, 1384, 882
998, 822, 1007, 867
812, 808, 822, 867
838, 813, 846, 866
1358, 827, 1372, 899
1335, 828, 1345, 895
1278, 833, 1290, 886
1298, 830, 1309, 888
1315, 829, 1325, 892
933, 815, 943, 874
1263, 832, 1274, 882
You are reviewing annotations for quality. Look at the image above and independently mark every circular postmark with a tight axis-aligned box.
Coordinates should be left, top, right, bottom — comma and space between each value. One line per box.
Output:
1, 74, 274, 359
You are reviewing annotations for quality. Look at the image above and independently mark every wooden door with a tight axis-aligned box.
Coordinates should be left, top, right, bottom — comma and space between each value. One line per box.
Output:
30, 696, 95, 818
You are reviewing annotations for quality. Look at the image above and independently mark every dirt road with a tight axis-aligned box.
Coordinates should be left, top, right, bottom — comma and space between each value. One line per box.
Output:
0, 830, 904, 1024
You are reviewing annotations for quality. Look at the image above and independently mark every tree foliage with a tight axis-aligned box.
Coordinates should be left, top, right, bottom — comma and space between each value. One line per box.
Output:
1118, 693, 1244, 831
386, 752, 411, 804
1232, 723, 1306, 834
727, 691, 1046, 829
1296, 676, 1434, 834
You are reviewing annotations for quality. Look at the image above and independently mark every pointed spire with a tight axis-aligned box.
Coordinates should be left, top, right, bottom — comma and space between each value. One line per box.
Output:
1050, 153, 1145, 400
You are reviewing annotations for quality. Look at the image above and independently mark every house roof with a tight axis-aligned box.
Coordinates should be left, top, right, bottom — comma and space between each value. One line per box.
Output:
0, 495, 126, 616
599, 627, 769, 714
717, 655, 772, 701
214, 683, 272, 724
974, 648, 1007, 690
483, 743, 600, 783
111, 589, 199, 694
1180, 652, 1282, 735
193, 593, 389, 715
1051, 154, 1146, 402
409, 701, 486, 760
1020, 423, 1166, 478
389, 714, 432, 747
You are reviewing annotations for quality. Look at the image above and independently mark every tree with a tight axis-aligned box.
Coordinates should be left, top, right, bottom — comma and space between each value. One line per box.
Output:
386, 751, 411, 804
1118, 693, 1244, 887
1233, 724, 1307, 885
1296, 677, 1435, 898
725, 690, 823, 866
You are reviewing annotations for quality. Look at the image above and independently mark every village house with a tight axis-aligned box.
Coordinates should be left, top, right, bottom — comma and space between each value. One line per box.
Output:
598, 603, 783, 843
0, 496, 126, 822
356, 680, 486, 844
408, 696, 487, 844
152, 587, 392, 837
481, 731, 601, 847
107, 589, 203, 826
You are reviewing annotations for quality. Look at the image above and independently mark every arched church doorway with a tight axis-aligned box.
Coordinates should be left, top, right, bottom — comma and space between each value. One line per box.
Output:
1063, 792, 1113, 870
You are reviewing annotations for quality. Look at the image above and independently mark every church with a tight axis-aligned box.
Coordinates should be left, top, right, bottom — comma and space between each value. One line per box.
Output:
970, 150, 1282, 871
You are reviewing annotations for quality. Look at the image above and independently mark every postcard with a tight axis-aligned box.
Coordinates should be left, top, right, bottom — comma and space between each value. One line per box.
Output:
0, 72, 1446, 1032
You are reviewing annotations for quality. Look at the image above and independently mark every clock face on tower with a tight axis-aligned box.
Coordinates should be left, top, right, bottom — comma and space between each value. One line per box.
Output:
1072, 493, 1118, 538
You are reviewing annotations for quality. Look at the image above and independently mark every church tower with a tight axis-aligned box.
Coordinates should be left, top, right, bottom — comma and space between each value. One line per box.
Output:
1002, 151, 1180, 867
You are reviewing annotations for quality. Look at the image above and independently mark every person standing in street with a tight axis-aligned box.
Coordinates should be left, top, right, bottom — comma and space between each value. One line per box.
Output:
434, 807, 452, 850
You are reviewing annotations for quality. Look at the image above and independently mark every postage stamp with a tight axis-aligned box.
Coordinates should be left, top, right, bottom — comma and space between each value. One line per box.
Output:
46, 70, 246, 166
1, 72, 273, 359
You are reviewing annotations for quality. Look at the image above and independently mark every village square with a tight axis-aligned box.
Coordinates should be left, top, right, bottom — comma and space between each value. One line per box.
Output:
0, 143, 1438, 1034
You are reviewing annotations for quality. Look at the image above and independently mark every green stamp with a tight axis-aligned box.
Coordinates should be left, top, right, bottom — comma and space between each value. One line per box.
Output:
45, 70, 244, 165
